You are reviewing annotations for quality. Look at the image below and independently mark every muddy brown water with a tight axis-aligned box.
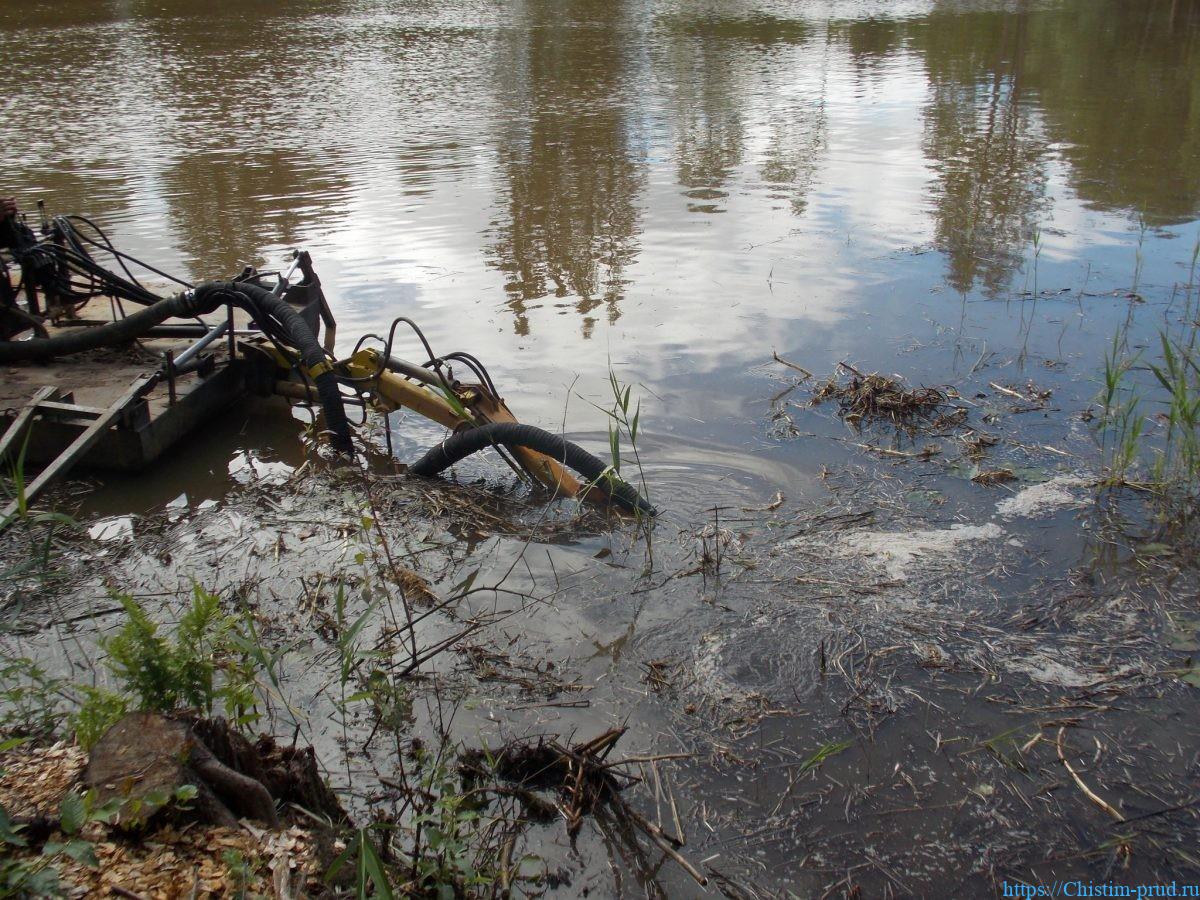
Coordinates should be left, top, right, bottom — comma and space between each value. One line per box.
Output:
3, 1, 1200, 896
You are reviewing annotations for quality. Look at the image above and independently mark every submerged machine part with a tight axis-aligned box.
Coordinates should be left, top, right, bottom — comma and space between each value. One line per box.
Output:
337, 345, 653, 514
0, 206, 653, 526
410, 422, 656, 515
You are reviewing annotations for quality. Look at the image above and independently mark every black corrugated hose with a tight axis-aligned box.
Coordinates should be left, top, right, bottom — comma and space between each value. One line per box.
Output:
0, 281, 355, 455
193, 281, 354, 455
409, 421, 655, 516
0, 290, 208, 362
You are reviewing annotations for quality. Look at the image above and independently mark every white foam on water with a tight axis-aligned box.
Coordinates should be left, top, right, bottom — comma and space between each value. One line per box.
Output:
996, 475, 1089, 519
837, 522, 1005, 581
1004, 651, 1135, 688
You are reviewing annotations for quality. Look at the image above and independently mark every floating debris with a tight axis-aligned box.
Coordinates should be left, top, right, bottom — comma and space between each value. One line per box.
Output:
960, 430, 1000, 459
989, 379, 1054, 410
971, 467, 1017, 485
812, 362, 963, 431
460, 728, 706, 887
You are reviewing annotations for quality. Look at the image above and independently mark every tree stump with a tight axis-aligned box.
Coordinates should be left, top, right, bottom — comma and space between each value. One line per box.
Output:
191, 716, 347, 825
85, 712, 280, 831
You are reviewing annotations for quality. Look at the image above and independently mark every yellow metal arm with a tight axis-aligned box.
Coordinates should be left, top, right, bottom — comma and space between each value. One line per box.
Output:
341, 348, 465, 428
339, 348, 592, 503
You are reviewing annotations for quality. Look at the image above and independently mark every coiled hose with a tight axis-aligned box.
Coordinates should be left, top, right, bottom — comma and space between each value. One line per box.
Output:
193, 281, 354, 455
409, 421, 655, 516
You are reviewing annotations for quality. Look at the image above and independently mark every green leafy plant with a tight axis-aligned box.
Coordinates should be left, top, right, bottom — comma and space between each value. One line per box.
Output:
1146, 332, 1200, 512
327, 826, 395, 899
0, 787, 123, 898
72, 584, 260, 746
221, 848, 257, 899
69, 687, 130, 752
0, 433, 82, 583
0, 656, 68, 739
1132, 212, 1148, 293
1097, 331, 1146, 487
1095, 315, 1200, 541
576, 366, 655, 565
406, 743, 494, 896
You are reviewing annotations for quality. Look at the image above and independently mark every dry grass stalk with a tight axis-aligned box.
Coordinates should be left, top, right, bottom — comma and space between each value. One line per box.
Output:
460, 728, 708, 886
1055, 726, 1124, 822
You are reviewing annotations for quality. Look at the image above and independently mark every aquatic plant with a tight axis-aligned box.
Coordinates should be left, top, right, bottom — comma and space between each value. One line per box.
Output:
0, 434, 81, 585
1098, 331, 1145, 487
576, 365, 656, 561
327, 826, 396, 899
1097, 310, 1200, 541
1146, 332, 1200, 517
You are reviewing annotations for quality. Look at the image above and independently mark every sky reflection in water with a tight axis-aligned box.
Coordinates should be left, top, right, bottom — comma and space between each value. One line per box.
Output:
1, 0, 1197, 472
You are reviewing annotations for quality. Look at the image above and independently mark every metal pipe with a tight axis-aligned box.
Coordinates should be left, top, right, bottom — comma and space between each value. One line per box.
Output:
273, 380, 365, 407
142, 324, 259, 338
384, 355, 453, 391
165, 349, 176, 403
172, 319, 229, 371
272, 254, 302, 297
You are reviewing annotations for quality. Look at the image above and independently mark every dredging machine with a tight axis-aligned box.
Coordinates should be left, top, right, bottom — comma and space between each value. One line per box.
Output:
0, 204, 652, 526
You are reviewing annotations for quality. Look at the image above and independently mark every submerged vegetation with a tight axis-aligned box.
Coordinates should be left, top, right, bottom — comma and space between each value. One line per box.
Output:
1096, 233, 1200, 546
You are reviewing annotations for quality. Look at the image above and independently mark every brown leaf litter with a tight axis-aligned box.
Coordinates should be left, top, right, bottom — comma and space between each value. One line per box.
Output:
1, 741, 324, 899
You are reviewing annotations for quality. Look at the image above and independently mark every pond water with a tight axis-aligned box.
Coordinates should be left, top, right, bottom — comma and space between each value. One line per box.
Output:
3, 0, 1197, 499
3, 0, 1200, 896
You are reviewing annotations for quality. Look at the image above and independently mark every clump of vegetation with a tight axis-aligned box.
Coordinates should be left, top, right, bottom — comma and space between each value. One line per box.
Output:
577, 367, 656, 565
0, 659, 67, 741
1096, 233, 1200, 544
1, 586, 259, 749
0, 778, 124, 898
1, 436, 83, 593
104, 585, 256, 716
1145, 333, 1200, 518
812, 361, 962, 431
1097, 332, 1147, 488
72, 584, 259, 750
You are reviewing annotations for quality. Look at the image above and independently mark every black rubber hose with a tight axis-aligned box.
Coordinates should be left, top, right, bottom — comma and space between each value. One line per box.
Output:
410, 421, 655, 516
0, 279, 354, 455
0, 290, 207, 363
194, 281, 354, 455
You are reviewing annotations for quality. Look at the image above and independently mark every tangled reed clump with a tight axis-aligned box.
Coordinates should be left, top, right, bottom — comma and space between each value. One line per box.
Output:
812, 362, 958, 430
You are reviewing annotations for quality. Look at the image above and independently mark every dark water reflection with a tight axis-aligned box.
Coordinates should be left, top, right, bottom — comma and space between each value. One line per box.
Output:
1, 0, 1198, 489
487, 0, 646, 336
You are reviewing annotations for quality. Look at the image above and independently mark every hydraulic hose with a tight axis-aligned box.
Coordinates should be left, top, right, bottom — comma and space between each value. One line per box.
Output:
0, 291, 207, 363
0, 280, 354, 455
409, 421, 655, 516
193, 281, 354, 455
